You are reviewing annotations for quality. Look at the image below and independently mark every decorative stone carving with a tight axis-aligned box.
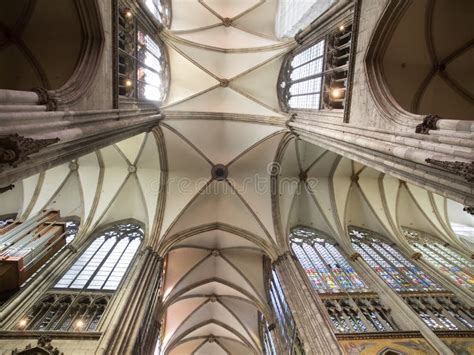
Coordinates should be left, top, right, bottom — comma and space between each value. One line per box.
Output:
425, 159, 474, 183
463, 206, 473, 215
31, 87, 57, 111
208, 335, 216, 343
0, 134, 60, 168
222, 18, 232, 27
12, 335, 63, 355
349, 252, 361, 261
411, 252, 422, 260
0, 184, 14, 194
415, 114, 440, 134
219, 79, 229, 87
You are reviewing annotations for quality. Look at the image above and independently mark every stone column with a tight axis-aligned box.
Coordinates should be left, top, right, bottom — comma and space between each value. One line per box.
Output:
96, 248, 163, 355
273, 252, 343, 355
0, 89, 163, 187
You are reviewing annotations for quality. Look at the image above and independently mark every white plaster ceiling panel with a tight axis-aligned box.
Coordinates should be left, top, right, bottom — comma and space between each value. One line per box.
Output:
228, 132, 285, 240
231, 55, 285, 110
165, 119, 282, 165
96, 175, 148, 229
346, 184, 390, 239
194, 341, 228, 355
136, 134, 162, 229
202, 0, 261, 19
77, 153, 101, 224
29, 163, 70, 217
171, 0, 221, 32
164, 297, 207, 343
331, 157, 352, 233
181, 281, 252, 300
174, 230, 260, 250
218, 338, 252, 354
220, 297, 260, 345
404, 183, 451, 238
115, 133, 146, 165
169, 339, 205, 355
165, 180, 270, 244
233, 0, 279, 39
278, 139, 301, 236
294, 187, 334, 237
177, 26, 280, 50
45, 172, 83, 220
0, 181, 22, 216
221, 249, 264, 298
358, 170, 397, 236
163, 248, 210, 298
159, 126, 212, 238
168, 87, 284, 116
173, 41, 286, 80
89, 146, 129, 228
184, 322, 242, 343
165, 45, 219, 107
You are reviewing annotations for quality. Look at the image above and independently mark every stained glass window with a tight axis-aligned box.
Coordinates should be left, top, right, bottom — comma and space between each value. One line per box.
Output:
403, 228, 474, 290
55, 223, 143, 291
260, 313, 278, 355
349, 227, 443, 292
290, 227, 368, 293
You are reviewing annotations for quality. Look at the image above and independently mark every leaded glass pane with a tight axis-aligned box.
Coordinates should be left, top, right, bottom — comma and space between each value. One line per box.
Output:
55, 223, 143, 291
290, 227, 368, 293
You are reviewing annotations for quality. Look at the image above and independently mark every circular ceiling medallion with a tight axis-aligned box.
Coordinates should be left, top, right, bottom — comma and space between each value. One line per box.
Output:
211, 164, 228, 181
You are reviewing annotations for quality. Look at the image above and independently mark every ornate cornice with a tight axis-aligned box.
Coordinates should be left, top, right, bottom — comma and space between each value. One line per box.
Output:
415, 114, 440, 134
425, 159, 474, 183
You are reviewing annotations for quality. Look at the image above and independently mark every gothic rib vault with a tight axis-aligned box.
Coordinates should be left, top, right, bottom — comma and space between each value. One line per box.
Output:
0, 1, 473, 354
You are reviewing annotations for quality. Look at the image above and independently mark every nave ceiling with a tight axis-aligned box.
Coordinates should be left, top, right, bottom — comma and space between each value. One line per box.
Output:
0, 1, 473, 354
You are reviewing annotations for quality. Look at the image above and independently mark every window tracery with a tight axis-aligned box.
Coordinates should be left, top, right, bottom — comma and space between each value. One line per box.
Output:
278, 22, 352, 112
402, 227, 473, 290
143, 0, 171, 28
20, 294, 109, 332
117, 6, 169, 103
18, 223, 143, 332
349, 226, 474, 331
290, 227, 398, 333
259, 313, 278, 355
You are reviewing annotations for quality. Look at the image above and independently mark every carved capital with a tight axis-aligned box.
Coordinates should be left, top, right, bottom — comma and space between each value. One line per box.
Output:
219, 79, 229, 87
425, 159, 474, 183
463, 206, 474, 215
0, 134, 60, 168
294, 30, 304, 45
31, 87, 57, 111
415, 114, 440, 134
66, 244, 78, 253
13, 335, 63, 354
411, 252, 422, 260
349, 252, 361, 261
0, 184, 14, 194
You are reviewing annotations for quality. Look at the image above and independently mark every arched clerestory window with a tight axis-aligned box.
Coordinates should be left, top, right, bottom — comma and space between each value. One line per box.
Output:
290, 227, 398, 333
17, 222, 143, 331
402, 227, 473, 290
349, 226, 474, 331
117, 4, 170, 104
278, 21, 353, 112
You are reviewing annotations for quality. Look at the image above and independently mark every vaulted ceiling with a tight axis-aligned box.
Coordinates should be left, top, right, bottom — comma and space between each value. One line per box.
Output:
1, 1, 473, 354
